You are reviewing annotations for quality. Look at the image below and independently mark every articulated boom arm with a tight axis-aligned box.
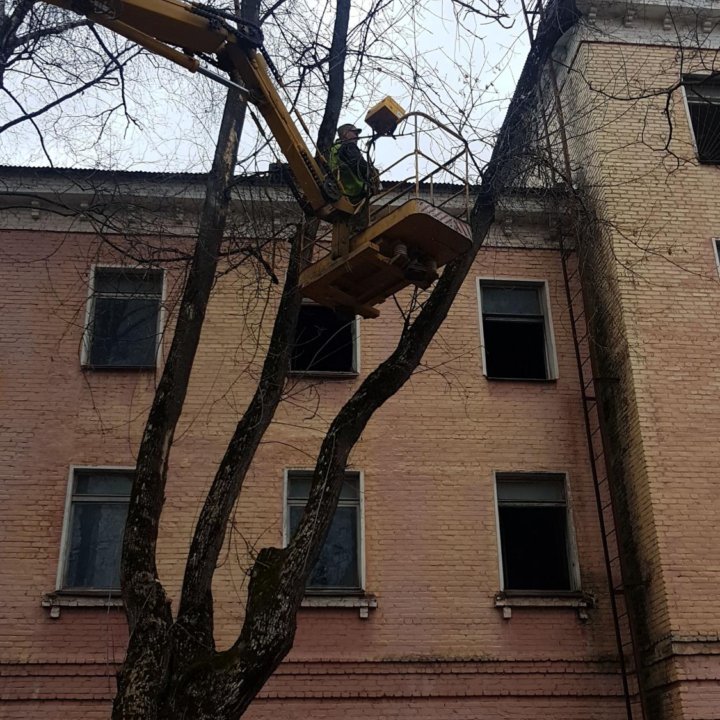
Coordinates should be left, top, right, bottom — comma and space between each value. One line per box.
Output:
45, 0, 355, 220
41, 0, 475, 319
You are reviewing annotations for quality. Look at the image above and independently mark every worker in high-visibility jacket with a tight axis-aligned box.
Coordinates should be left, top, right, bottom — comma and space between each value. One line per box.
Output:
329, 123, 380, 203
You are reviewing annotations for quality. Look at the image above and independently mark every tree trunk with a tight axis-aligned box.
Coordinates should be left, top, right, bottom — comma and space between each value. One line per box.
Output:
112, 80, 248, 720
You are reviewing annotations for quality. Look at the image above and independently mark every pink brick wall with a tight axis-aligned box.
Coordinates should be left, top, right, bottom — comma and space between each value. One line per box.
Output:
0, 213, 627, 717
561, 32, 720, 720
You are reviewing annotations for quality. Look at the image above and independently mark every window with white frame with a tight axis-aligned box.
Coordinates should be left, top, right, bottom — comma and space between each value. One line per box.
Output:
60, 468, 133, 592
290, 303, 358, 375
478, 280, 556, 380
496, 473, 577, 593
286, 470, 363, 593
84, 266, 163, 368
684, 75, 720, 164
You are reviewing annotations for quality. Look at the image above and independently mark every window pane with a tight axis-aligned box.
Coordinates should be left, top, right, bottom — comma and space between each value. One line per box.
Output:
94, 268, 163, 296
482, 285, 541, 315
287, 473, 359, 501
74, 472, 133, 496
483, 318, 547, 379
64, 501, 128, 589
686, 82, 720, 103
290, 306, 355, 373
288, 502, 360, 591
288, 475, 313, 500
307, 506, 359, 589
499, 505, 571, 591
497, 477, 565, 503
90, 297, 159, 367
688, 102, 720, 163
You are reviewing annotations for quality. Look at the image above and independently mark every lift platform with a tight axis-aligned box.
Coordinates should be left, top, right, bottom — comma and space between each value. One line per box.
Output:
299, 198, 472, 318
299, 111, 475, 318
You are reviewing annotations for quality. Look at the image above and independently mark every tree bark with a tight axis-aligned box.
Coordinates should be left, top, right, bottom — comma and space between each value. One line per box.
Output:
112, 80, 248, 720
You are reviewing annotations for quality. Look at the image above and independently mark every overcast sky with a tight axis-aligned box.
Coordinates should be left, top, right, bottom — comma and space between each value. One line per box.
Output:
2, 0, 530, 178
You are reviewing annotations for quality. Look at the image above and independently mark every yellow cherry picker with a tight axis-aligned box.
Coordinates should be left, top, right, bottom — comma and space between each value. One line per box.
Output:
42, 0, 472, 317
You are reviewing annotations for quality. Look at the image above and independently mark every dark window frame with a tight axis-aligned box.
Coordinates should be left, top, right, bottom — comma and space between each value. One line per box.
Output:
285, 469, 364, 595
683, 74, 720, 164
58, 466, 134, 595
288, 301, 359, 378
478, 279, 557, 381
495, 472, 579, 595
83, 265, 164, 370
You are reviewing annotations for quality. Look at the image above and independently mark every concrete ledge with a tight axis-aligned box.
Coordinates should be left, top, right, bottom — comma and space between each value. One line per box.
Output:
494, 592, 595, 620
301, 594, 377, 618
42, 592, 123, 618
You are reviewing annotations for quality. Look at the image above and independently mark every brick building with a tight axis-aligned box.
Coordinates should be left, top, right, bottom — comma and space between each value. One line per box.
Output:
1, 0, 720, 718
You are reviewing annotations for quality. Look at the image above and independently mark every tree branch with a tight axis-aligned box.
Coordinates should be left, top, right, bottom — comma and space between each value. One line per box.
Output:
10, 17, 88, 51
316, 0, 351, 154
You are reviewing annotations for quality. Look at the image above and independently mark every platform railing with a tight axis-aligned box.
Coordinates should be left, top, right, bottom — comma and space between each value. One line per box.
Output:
311, 112, 474, 254
368, 111, 473, 225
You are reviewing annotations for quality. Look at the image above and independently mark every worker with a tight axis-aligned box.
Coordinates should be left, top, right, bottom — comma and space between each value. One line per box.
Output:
329, 123, 379, 204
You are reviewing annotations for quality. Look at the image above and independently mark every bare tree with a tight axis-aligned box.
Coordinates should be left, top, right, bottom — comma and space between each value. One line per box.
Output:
3, 0, 590, 717
101, 0, 579, 716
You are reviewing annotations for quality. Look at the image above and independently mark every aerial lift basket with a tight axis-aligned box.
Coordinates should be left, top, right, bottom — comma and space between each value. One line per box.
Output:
300, 199, 472, 318
300, 110, 474, 318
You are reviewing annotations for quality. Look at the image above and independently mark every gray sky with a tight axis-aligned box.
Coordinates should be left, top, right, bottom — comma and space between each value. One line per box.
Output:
2, 0, 529, 178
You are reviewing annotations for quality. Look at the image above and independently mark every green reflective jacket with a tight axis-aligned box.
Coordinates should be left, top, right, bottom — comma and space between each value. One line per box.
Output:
328, 142, 365, 200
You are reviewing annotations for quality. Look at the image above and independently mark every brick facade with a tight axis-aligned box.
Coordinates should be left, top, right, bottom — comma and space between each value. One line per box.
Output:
558, 3, 720, 717
0, 171, 626, 717
2, 1, 720, 717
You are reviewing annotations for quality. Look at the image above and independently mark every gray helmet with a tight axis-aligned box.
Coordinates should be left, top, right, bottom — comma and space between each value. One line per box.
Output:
337, 123, 361, 137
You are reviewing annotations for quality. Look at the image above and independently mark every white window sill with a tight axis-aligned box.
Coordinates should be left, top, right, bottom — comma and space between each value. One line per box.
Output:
485, 375, 558, 383
42, 592, 379, 619
287, 370, 359, 380
42, 592, 123, 618
301, 594, 377, 618
494, 591, 594, 621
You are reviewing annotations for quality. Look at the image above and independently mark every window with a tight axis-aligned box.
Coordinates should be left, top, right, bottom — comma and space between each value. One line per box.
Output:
684, 76, 720, 163
290, 303, 357, 375
495, 473, 576, 593
84, 266, 163, 368
60, 468, 133, 592
285, 471, 363, 593
478, 280, 556, 380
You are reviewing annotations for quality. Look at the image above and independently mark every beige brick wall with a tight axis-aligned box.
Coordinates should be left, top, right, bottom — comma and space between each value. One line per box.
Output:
0, 212, 626, 716
560, 34, 720, 720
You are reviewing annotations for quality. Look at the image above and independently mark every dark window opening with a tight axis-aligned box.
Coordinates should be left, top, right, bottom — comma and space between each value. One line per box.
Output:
685, 77, 720, 164
63, 469, 133, 591
290, 304, 356, 374
483, 318, 547, 379
481, 283, 550, 380
287, 471, 362, 593
497, 475, 573, 593
88, 267, 163, 369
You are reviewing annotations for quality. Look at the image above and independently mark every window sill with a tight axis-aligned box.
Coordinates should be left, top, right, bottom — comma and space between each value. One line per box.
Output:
82, 365, 157, 372
494, 591, 594, 621
287, 370, 359, 380
485, 375, 557, 383
42, 592, 123, 618
301, 593, 377, 618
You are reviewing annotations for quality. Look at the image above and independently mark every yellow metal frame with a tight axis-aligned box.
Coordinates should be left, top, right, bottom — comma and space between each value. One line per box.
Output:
43, 0, 475, 318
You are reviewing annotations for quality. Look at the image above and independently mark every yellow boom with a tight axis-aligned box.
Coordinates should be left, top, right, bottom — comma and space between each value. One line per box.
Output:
45, 0, 355, 221
41, 0, 473, 318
